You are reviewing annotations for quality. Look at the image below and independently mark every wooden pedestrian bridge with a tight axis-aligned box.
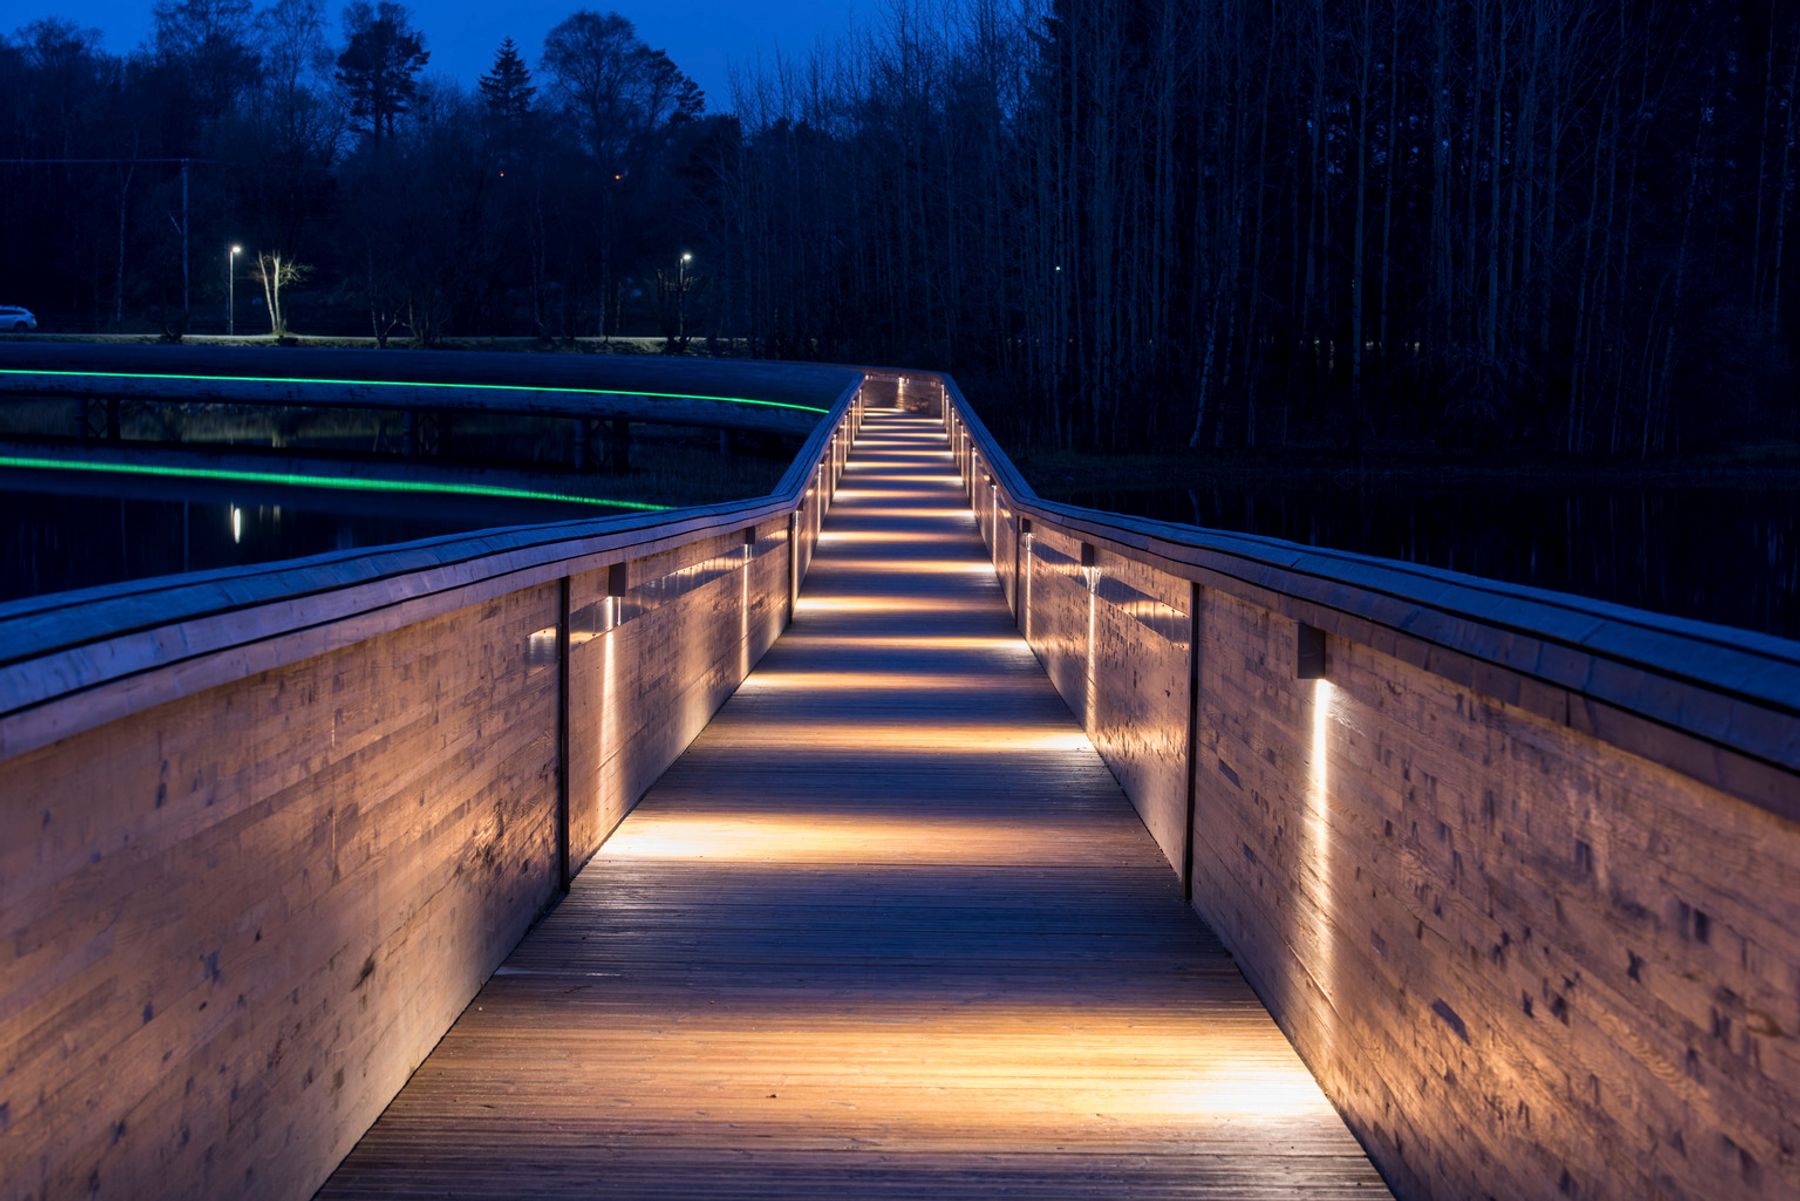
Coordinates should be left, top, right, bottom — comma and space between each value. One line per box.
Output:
2, 356, 1796, 1201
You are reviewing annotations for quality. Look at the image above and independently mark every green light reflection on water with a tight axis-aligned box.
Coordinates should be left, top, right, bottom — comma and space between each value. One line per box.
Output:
0, 454, 671, 512
0, 367, 830, 415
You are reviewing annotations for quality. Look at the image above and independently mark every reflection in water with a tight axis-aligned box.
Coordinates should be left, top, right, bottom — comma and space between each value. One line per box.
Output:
0, 479, 590, 603
1053, 482, 1800, 640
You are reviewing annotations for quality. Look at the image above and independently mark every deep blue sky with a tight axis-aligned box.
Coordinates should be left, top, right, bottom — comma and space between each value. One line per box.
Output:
7, 1, 861, 113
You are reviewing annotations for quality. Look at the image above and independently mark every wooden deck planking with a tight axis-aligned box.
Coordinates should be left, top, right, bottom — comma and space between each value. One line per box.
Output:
318, 409, 1390, 1200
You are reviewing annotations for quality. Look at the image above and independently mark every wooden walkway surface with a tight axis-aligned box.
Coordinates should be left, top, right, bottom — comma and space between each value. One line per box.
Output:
320, 409, 1390, 1199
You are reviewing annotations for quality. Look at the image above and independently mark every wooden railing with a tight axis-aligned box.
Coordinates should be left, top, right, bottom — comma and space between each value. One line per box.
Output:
0, 371, 875, 1201
933, 373, 1800, 1201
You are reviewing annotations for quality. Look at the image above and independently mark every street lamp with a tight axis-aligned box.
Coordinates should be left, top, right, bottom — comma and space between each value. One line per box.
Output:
227, 245, 242, 336
678, 252, 693, 342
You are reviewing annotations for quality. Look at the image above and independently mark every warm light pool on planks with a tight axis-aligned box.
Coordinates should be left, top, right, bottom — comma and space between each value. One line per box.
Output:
318, 409, 1391, 1200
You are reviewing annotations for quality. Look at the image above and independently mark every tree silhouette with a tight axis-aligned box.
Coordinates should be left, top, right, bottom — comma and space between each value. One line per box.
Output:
478, 37, 535, 125
334, 1, 428, 147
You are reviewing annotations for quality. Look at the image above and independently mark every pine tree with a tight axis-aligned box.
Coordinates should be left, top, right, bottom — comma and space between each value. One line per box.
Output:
479, 36, 535, 124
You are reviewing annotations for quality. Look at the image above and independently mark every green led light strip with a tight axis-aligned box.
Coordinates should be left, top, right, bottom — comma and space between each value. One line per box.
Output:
0, 368, 831, 415
0, 454, 671, 512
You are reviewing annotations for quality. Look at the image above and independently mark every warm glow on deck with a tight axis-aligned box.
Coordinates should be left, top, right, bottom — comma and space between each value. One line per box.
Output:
841, 507, 980, 521
795, 595, 995, 615
834, 489, 967, 502
1153, 1056, 1342, 1119
818, 529, 973, 545
781, 633, 1034, 654
812, 557, 994, 576
608, 811, 1097, 863
87, 404, 1390, 1201
709, 721, 1094, 754
739, 671, 1001, 692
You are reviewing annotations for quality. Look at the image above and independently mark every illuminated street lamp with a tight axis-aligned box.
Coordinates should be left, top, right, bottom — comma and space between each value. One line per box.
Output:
678, 252, 693, 342
227, 245, 242, 336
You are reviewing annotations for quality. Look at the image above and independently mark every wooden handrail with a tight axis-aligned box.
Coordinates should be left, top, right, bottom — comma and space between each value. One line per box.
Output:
0, 374, 863, 760
933, 370, 1800, 821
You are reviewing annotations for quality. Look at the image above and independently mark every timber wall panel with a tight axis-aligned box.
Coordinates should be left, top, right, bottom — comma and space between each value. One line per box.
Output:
1010, 529, 1189, 879
993, 507, 1017, 615
1187, 598, 1800, 1201
0, 587, 561, 1201
859, 377, 899, 411
1084, 551, 1189, 876
864, 373, 939, 416
1020, 525, 1091, 729
566, 522, 788, 870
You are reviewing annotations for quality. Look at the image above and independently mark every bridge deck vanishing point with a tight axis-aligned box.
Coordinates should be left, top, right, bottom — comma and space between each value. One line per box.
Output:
319, 408, 1390, 1199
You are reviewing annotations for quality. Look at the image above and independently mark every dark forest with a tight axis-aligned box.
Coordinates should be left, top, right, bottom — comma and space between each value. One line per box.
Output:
2, 0, 1797, 455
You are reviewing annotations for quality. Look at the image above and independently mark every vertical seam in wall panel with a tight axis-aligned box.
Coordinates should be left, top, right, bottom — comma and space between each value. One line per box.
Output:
1012, 515, 1022, 624
1183, 580, 1201, 902
788, 509, 799, 626
556, 574, 572, 893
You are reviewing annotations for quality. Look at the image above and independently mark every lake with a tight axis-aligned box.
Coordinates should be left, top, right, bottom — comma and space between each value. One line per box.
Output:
7, 454, 1794, 643
0, 469, 595, 604
1045, 480, 1800, 641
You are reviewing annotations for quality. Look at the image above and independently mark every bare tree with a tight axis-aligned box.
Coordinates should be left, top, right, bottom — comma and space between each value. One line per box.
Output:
250, 250, 307, 335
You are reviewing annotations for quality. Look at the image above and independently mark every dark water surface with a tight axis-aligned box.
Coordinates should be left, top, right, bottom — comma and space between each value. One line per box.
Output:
8, 460, 1796, 643
1048, 481, 1800, 641
0, 471, 590, 604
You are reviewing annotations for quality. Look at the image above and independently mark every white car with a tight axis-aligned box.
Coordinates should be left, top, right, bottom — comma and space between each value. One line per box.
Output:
0, 306, 37, 332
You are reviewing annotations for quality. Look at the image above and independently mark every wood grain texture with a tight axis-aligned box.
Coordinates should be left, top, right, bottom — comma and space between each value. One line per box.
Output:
1191, 603, 1800, 1201
1017, 524, 1191, 877
565, 520, 789, 868
0, 588, 562, 1201
320, 408, 1389, 1200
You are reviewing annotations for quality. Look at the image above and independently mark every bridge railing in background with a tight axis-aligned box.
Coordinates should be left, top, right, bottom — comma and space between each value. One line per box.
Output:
936, 373, 1800, 1201
0, 375, 875, 1201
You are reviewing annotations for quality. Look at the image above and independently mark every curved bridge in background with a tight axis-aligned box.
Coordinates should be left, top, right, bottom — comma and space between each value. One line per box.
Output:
0, 342, 845, 445
0, 363, 1794, 1201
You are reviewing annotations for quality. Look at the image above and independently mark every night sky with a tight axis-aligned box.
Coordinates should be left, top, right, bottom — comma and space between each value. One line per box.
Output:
5, 0, 861, 114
